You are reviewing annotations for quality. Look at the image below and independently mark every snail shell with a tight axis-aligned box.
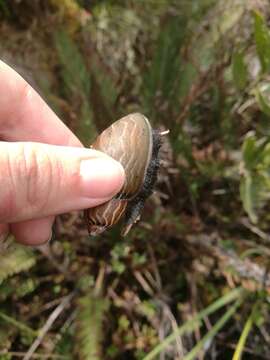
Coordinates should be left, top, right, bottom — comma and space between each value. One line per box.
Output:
85, 113, 163, 236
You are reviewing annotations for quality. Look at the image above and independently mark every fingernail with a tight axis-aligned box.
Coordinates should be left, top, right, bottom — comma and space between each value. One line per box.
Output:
80, 157, 125, 199
47, 230, 53, 243
33, 230, 53, 250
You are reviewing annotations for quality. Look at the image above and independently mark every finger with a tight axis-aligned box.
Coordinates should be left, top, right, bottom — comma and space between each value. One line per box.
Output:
0, 60, 82, 147
0, 142, 125, 223
11, 216, 55, 246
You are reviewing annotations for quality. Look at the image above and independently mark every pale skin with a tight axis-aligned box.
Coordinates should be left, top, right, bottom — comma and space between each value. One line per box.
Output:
0, 60, 125, 245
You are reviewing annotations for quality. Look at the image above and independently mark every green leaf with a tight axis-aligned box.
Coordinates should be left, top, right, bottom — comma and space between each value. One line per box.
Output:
74, 292, 109, 360
0, 312, 37, 337
242, 133, 258, 170
253, 11, 270, 73
54, 30, 96, 143
177, 61, 198, 102
143, 288, 244, 360
0, 242, 36, 285
232, 301, 259, 360
189, 0, 246, 70
54, 30, 90, 96
142, 16, 187, 117
240, 174, 259, 223
232, 51, 248, 90
0, 0, 10, 17
183, 299, 242, 360
241, 133, 267, 170
240, 133, 270, 222
255, 89, 270, 117
91, 58, 118, 112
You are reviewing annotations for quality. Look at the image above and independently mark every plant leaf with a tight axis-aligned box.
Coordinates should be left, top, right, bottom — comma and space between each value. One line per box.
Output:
232, 51, 248, 90
242, 133, 258, 170
0, 311, 37, 337
255, 89, 270, 117
240, 174, 259, 223
232, 301, 259, 360
0, 242, 36, 285
74, 292, 109, 360
253, 11, 270, 73
54, 30, 90, 96
142, 16, 187, 118
143, 288, 244, 360
54, 30, 96, 143
183, 299, 243, 360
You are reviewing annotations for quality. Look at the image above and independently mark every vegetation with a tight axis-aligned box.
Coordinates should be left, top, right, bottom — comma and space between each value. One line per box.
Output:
1, 0, 270, 358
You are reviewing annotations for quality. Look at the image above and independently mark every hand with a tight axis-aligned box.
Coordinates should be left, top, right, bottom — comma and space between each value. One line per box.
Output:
0, 60, 125, 246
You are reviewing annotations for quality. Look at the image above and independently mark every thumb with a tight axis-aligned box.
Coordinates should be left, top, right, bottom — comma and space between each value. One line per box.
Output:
0, 141, 125, 223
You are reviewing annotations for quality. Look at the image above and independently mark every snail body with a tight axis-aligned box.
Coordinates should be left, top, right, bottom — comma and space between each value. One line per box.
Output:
85, 113, 163, 236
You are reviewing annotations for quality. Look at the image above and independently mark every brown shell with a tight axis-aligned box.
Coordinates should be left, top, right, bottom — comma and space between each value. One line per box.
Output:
85, 199, 128, 236
85, 113, 153, 236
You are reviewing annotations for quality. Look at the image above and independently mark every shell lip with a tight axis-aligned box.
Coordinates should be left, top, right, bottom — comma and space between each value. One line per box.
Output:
88, 225, 107, 236
139, 115, 153, 191
120, 128, 163, 236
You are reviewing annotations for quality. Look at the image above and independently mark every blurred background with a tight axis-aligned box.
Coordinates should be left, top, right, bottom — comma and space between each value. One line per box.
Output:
1, 0, 270, 359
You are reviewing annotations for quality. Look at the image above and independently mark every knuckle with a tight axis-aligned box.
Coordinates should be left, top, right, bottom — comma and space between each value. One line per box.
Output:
21, 143, 53, 212
0, 189, 15, 222
0, 147, 17, 220
1, 143, 55, 220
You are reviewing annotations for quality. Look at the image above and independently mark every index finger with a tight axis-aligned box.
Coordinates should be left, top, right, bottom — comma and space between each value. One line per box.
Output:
0, 60, 82, 147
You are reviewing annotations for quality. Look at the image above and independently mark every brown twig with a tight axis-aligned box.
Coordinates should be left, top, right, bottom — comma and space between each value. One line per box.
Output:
239, 217, 270, 246
23, 291, 76, 360
0, 352, 67, 359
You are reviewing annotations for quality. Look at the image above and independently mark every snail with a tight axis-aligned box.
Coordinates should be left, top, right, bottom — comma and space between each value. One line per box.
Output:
85, 113, 168, 236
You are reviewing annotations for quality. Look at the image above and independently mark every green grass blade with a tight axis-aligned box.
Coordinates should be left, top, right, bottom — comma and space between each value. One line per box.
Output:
0, 311, 37, 337
143, 287, 244, 360
183, 299, 242, 360
232, 302, 258, 360
253, 11, 270, 73
54, 30, 90, 97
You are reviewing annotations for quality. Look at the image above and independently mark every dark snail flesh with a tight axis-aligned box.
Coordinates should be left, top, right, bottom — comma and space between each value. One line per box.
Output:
85, 113, 168, 236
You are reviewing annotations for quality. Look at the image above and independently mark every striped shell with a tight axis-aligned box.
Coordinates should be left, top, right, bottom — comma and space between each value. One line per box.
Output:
85, 113, 153, 236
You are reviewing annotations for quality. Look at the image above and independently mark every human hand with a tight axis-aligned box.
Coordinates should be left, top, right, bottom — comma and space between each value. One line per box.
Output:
0, 60, 125, 246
